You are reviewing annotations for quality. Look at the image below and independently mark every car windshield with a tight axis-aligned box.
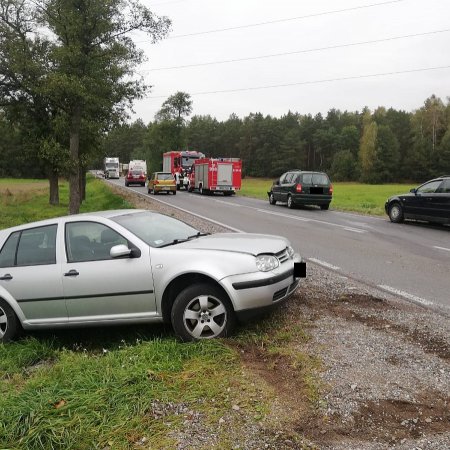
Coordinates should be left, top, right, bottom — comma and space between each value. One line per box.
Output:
111, 211, 199, 248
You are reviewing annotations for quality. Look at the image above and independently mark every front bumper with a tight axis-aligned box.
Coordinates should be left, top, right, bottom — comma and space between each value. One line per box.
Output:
220, 258, 306, 321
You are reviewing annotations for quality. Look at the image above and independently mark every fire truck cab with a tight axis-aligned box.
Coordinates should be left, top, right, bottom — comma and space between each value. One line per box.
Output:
162, 151, 205, 190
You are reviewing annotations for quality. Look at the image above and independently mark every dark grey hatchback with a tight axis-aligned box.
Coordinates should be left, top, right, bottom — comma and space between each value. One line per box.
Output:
268, 170, 333, 210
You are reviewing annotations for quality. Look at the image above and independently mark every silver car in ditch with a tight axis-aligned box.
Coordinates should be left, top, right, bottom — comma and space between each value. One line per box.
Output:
0, 210, 305, 342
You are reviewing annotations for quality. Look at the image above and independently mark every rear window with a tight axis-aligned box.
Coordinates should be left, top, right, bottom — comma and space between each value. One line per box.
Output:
302, 173, 329, 185
131, 170, 143, 176
157, 173, 174, 180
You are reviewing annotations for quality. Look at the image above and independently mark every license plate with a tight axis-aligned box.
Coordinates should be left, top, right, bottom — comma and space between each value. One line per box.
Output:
294, 262, 306, 278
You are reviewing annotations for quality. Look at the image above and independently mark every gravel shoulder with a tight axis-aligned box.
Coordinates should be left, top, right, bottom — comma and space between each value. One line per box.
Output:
109, 185, 450, 449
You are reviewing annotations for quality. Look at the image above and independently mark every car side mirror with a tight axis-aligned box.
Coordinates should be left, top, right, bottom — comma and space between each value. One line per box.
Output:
275, 180, 280, 186
410, 188, 417, 194
110, 244, 132, 258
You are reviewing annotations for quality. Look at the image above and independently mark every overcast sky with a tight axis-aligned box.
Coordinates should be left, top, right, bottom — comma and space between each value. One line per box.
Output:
130, 0, 450, 122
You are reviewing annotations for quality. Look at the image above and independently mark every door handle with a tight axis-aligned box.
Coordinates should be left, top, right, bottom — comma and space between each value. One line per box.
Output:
64, 270, 79, 277
0, 274, 12, 281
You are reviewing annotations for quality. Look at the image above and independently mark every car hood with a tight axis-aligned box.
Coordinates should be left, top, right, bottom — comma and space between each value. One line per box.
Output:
175, 233, 289, 256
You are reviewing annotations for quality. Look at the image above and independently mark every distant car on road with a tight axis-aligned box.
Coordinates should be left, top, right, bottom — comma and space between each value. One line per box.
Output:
148, 172, 176, 195
385, 176, 450, 224
0, 210, 305, 342
125, 169, 146, 187
268, 170, 333, 210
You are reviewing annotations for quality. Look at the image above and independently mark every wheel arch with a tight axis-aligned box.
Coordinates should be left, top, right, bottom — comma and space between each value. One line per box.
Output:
161, 273, 233, 324
0, 289, 26, 325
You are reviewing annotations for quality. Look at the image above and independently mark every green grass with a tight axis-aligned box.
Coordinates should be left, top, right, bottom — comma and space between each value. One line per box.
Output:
238, 177, 414, 216
0, 176, 132, 229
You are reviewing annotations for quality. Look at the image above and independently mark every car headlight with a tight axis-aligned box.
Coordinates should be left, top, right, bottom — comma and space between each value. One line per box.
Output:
286, 245, 295, 258
256, 254, 279, 272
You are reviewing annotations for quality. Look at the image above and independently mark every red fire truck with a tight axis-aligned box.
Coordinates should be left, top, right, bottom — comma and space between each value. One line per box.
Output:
162, 151, 205, 190
188, 158, 242, 196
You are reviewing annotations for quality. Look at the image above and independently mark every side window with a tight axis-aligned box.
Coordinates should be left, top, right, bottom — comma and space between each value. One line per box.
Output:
16, 225, 57, 266
284, 173, 294, 184
0, 232, 20, 268
417, 180, 442, 194
278, 173, 288, 184
66, 222, 128, 263
436, 180, 450, 193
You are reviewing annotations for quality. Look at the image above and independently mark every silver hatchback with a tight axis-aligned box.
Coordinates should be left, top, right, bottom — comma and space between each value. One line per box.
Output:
0, 210, 305, 342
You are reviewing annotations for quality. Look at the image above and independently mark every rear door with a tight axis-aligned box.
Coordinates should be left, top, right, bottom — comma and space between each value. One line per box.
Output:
62, 221, 156, 322
0, 224, 67, 324
280, 172, 295, 202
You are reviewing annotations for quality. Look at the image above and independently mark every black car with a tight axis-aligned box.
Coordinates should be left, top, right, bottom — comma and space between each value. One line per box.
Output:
385, 176, 450, 224
268, 170, 333, 210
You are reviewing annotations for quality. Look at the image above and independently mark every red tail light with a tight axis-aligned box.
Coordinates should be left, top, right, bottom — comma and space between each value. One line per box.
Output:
296, 183, 302, 193
329, 184, 333, 194
154, 180, 159, 184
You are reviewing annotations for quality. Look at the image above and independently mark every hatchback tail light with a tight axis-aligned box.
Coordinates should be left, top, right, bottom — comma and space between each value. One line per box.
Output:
295, 183, 302, 193
329, 184, 333, 195
154, 180, 159, 184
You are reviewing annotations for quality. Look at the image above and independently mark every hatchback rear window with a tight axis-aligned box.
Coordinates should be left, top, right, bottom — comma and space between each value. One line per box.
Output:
302, 173, 329, 185
157, 173, 174, 180
131, 170, 143, 176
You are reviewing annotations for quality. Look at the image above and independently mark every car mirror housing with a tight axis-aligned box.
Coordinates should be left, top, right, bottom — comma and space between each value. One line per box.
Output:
110, 244, 132, 258
410, 188, 417, 194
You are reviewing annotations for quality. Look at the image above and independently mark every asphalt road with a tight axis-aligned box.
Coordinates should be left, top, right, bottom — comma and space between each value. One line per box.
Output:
108, 178, 450, 312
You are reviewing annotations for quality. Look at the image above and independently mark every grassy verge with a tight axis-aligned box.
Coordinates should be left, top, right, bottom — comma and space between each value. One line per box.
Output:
238, 177, 414, 216
0, 177, 131, 229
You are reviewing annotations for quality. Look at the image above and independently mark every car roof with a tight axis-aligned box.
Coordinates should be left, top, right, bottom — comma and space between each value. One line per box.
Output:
0, 209, 148, 234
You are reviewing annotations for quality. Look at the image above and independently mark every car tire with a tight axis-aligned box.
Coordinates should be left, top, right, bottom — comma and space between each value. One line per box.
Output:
125, 182, 129, 187
148, 189, 151, 194
0, 298, 19, 343
388, 202, 404, 223
269, 192, 276, 205
173, 191, 176, 195
171, 283, 236, 342
287, 195, 294, 209
199, 185, 204, 195
152, 188, 157, 195
320, 204, 330, 210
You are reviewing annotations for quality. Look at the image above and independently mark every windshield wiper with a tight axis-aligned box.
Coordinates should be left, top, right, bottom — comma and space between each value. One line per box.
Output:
159, 232, 210, 248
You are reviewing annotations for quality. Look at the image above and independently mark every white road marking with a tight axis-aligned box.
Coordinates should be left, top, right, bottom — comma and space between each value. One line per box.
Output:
215, 199, 242, 207
433, 246, 450, 252
308, 258, 341, 271
343, 227, 366, 234
257, 209, 367, 233
256, 209, 310, 221
377, 285, 434, 307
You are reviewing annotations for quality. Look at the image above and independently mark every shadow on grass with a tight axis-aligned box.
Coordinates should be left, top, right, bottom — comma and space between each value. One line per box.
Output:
20, 322, 175, 352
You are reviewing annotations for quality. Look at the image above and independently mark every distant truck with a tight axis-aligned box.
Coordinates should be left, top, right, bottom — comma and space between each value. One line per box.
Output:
188, 158, 242, 196
104, 157, 120, 179
128, 160, 147, 177
163, 151, 205, 190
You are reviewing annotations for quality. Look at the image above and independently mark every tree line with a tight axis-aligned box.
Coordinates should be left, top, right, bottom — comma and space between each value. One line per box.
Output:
97, 92, 450, 183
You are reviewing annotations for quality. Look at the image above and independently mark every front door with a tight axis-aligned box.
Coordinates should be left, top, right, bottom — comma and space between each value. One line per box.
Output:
62, 221, 156, 322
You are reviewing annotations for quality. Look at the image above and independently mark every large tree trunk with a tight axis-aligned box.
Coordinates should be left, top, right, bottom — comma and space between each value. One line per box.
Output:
48, 169, 59, 205
69, 106, 82, 214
